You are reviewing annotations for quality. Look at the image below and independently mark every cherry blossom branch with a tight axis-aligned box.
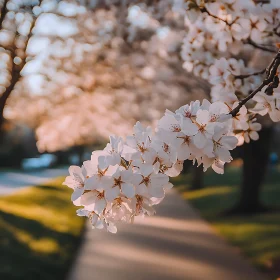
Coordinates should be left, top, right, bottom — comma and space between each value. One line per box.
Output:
252, 0, 270, 3
230, 50, 280, 117
234, 69, 266, 80
273, 23, 280, 37
199, 7, 276, 53
243, 38, 277, 53
200, 7, 238, 26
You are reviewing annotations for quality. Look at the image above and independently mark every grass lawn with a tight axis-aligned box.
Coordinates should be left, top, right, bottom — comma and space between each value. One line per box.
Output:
0, 177, 85, 280
172, 165, 280, 279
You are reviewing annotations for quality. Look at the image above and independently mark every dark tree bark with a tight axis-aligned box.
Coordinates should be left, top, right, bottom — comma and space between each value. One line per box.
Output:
228, 126, 273, 214
190, 164, 204, 190
0, 71, 20, 139
182, 160, 192, 174
55, 151, 70, 166
0, 0, 10, 139
0, 1, 38, 140
181, 160, 204, 190
0, 0, 9, 30
76, 145, 85, 166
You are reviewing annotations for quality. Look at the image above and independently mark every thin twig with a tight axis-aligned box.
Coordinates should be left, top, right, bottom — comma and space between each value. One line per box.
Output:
230, 50, 280, 117
199, 7, 277, 53
243, 38, 277, 53
273, 22, 280, 37
200, 7, 238, 27
234, 69, 266, 80
229, 83, 266, 117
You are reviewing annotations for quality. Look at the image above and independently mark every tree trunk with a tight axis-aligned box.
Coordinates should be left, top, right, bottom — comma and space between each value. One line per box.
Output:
230, 126, 273, 214
55, 151, 69, 166
76, 145, 85, 166
190, 165, 204, 190
0, 72, 20, 141
182, 160, 192, 174
0, 1, 37, 140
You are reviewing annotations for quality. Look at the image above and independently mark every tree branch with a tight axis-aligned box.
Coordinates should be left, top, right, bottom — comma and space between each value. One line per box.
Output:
272, 22, 280, 37
230, 50, 280, 117
234, 69, 266, 80
0, 1, 41, 133
200, 7, 238, 27
199, 6, 277, 54
0, 0, 8, 30
243, 38, 277, 53
0, 49, 19, 133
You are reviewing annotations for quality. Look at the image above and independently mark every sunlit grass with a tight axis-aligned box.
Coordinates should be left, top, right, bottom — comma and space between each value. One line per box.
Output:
0, 177, 85, 280
173, 166, 280, 279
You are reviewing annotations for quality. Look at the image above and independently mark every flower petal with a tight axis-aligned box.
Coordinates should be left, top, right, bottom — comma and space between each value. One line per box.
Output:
84, 175, 100, 191
193, 132, 207, 149
150, 174, 169, 187
94, 198, 107, 214
105, 187, 120, 202
121, 183, 135, 198
71, 188, 84, 201
149, 186, 165, 198
81, 191, 98, 206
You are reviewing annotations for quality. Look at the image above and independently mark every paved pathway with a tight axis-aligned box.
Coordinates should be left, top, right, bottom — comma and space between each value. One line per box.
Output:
68, 189, 267, 280
0, 167, 68, 195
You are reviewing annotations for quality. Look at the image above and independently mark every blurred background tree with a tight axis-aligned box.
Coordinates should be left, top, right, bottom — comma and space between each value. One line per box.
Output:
1, 0, 209, 160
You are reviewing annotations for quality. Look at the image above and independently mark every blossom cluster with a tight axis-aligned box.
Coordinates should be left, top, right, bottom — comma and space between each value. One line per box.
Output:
64, 99, 238, 233
63, 0, 280, 234
182, 0, 280, 77
180, 0, 280, 144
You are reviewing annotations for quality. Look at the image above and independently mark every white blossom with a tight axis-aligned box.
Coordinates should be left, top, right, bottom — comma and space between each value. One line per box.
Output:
63, 166, 86, 201
251, 91, 280, 122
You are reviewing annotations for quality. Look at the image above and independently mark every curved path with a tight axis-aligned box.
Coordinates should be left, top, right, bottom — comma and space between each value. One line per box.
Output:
0, 167, 68, 195
69, 189, 267, 280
